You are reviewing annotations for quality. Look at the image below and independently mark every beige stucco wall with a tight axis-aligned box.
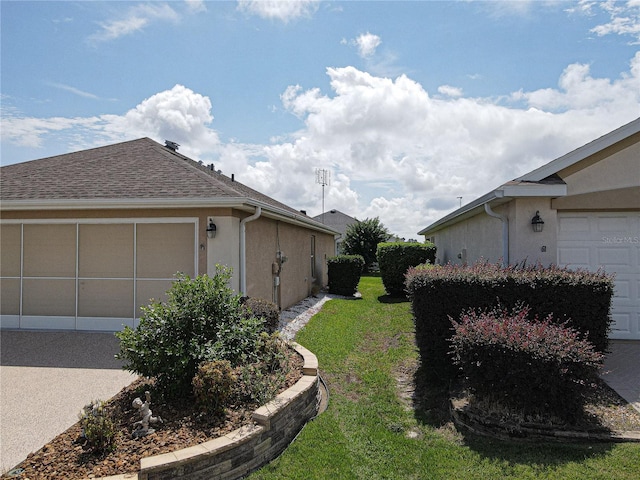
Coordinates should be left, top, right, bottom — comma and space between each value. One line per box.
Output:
431, 205, 505, 265
509, 198, 558, 266
559, 133, 640, 196
206, 215, 241, 292
245, 217, 335, 309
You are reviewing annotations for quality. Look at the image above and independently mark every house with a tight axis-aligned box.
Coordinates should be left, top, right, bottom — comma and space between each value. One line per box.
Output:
312, 209, 357, 254
418, 118, 640, 341
0, 138, 339, 331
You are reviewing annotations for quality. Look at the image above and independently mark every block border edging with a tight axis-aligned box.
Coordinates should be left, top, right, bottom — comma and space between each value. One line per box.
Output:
97, 342, 320, 480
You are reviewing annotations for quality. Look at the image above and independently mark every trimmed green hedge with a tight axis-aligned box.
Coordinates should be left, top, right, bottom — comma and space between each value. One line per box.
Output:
377, 242, 436, 296
405, 262, 614, 382
327, 255, 365, 296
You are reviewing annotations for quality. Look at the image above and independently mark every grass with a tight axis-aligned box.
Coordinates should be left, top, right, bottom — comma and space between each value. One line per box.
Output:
248, 276, 640, 480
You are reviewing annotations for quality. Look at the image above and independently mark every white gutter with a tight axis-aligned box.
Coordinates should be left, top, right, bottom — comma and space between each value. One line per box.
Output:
484, 202, 509, 266
239, 206, 262, 295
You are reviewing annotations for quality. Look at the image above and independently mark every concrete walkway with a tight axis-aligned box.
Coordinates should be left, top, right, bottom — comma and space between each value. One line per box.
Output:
600, 340, 640, 415
0, 331, 136, 474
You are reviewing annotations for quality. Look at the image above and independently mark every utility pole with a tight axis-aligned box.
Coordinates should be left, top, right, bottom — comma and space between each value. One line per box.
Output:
315, 169, 330, 222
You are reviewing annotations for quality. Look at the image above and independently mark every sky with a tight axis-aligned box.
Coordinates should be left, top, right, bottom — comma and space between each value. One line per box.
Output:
1, 0, 639, 240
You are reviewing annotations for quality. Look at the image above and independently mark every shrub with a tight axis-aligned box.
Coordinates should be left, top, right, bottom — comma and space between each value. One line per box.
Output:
377, 242, 436, 296
327, 255, 365, 296
79, 400, 119, 454
405, 261, 614, 383
242, 297, 280, 333
116, 267, 267, 398
192, 360, 237, 415
450, 305, 604, 421
233, 335, 291, 406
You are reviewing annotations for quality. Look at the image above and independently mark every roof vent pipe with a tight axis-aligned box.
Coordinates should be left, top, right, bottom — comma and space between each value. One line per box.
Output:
484, 203, 509, 266
164, 140, 180, 151
240, 206, 262, 295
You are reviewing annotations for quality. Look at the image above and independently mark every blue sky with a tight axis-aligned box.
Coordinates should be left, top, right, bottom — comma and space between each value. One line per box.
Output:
2, 1, 639, 240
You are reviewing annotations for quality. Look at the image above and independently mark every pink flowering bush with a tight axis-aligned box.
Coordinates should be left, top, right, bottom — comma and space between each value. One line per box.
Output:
450, 305, 604, 421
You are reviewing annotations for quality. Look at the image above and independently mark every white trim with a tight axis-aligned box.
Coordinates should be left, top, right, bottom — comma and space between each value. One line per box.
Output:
77, 317, 134, 331
500, 183, 567, 197
20, 316, 76, 330
0, 315, 20, 329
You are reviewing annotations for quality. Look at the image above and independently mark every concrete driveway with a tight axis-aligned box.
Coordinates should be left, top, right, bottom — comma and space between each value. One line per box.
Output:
0, 331, 136, 474
601, 340, 640, 415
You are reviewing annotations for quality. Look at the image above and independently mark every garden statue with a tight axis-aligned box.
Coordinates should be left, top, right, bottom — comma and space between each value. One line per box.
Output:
132, 391, 163, 438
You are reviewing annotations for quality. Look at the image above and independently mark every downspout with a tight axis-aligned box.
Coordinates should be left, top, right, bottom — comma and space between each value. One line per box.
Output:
240, 206, 262, 295
484, 203, 509, 266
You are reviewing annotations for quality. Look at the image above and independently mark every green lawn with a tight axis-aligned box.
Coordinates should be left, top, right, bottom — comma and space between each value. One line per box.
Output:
249, 276, 640, 480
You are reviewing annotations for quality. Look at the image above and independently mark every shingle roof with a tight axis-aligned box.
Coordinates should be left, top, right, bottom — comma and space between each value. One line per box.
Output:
312, 210, 357, 237
0, 137, 307, 220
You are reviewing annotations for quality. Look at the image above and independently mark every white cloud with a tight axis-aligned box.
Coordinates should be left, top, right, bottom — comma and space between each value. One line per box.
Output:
47, 82, 100, 100
569, 0, 640, 43
184, 0, 207, 13
88, 3, 180, 43
236, 0, 319, 23
2, 55, 639, 240
437, 85, 464, 98
1, 85, 220, 156
355, 32, 382, 58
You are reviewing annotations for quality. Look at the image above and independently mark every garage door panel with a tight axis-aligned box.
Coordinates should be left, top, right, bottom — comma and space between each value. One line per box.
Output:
613, 279, 630, 300
0, 224, 21, 277
557, 215, 590, 233
558, 211, 640, 341
136, 223, 195, 278
0, 278, 20, 315
136, 279, 172, 317
598, 215, 631, 232
78, 279, 134, 318
23, 224, 76, 277
558, 247, 590, 267
611, 313, 631, 334
22, 279, 76, 316
597, 246, 632, 267
79, 224, 134, 278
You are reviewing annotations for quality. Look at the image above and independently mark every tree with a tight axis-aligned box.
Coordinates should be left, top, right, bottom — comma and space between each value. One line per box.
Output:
342, 217, 390, 271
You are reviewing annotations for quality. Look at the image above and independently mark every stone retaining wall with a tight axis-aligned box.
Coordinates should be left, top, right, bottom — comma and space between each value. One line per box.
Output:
103, 343, 320, 480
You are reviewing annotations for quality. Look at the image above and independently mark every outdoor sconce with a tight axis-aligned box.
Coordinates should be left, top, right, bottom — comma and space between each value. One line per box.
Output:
206, 219, 217, 239
531, 211, 544, 233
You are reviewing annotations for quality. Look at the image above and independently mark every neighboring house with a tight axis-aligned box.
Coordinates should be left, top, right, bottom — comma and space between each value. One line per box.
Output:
0, 138, 339, 331
418, 118, 640, 341
313, 209, 357, 254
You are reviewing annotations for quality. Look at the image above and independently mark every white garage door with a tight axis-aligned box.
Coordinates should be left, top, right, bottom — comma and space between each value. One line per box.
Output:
557, 212, 640, 340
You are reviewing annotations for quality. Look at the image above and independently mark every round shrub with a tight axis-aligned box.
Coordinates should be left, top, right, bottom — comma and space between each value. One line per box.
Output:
377, 242, 436, 297
450, 305, 604, 421
192, 360, 237, 415
327, 255, 365, 296
116, 267, 267, 398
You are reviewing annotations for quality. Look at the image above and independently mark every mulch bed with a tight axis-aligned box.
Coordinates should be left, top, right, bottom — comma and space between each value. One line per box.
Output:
4, 351, 303, 480
450, 378, 640, 441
